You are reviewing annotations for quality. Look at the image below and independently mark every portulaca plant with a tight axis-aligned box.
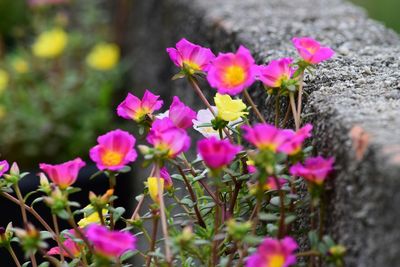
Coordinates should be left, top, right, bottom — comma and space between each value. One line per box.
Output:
0, 37, 345, 267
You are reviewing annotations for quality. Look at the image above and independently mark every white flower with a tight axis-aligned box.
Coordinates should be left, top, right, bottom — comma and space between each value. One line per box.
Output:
192, 106, 242, 139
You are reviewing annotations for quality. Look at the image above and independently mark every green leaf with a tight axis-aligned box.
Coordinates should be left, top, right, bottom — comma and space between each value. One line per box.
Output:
121, 250, 137, 262
284, 214, 297, 224
113, 207, 126, 223
40, 231, 52, 240
258, 213, 279, 221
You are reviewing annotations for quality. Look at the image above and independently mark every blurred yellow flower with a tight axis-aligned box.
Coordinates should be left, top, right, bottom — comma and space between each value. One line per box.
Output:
86, 43, 120, 71
78, 205, 108, 228
0, 69, 9, 92
12, 58, 29, 74
32, 28, 68, 59
214, 93, 247, 121
147, 177, 164, 203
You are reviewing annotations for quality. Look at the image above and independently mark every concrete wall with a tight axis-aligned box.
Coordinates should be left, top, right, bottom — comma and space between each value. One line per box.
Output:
125, 0, 400, 266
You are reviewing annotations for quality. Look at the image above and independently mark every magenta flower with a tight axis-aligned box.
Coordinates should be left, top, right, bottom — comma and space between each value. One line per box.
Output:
86, 224, 137, 259
258, 58, 296, 88
160, 167, 173, 189
39, 158, 85, 189
207, 46, 257, 95
0, 160, 9, 177
279, 124, 313, 155
169, 96, 197, 129
166, 38, 215, 73
117, 90, 163, 122
246, 237, 298, 267
146, 118, 190, 158
197, 137, 242, 169
90, 129, 137, 171
48, 229, 81, 258
290, 156, 334, 185
292, 37, 335, 64
242, 124, 293, 152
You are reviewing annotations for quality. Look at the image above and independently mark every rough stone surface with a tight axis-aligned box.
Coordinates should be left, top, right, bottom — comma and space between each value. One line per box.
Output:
126, 0, 400, 266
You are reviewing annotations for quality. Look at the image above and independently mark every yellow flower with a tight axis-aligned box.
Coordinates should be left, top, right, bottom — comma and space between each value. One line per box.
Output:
86, 43, 120, 71
0, 69, 9, 92
32, 28, 68, 59
214, 93, 247, 121
147, 177, 164, 203
12, 58, 29, 74
78, 205, 108, 228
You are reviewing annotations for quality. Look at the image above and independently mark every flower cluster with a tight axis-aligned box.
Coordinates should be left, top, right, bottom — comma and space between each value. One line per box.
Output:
0, 36, 343, 267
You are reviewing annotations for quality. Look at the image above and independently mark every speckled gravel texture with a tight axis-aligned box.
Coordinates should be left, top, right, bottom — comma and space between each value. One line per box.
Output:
126, 0, 400, 266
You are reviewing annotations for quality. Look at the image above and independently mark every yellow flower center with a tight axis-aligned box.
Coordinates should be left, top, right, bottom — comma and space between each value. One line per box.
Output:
268, 254, 285, 267
101, 150, 123, 166
133, 107, 151, 121
305, 45, 318, 54
224, 65, 246, 87
183, 60, 201, 73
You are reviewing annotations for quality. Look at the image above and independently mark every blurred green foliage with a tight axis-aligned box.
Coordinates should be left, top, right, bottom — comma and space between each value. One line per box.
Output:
0, 0, 124, 167
351, 0, 400, 33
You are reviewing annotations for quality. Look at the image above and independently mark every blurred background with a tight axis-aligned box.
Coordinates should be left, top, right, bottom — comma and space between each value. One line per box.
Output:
0, 0, 398, 265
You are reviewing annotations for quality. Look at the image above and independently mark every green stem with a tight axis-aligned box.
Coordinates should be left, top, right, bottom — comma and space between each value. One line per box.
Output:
273, 177, 286, 238
275, 95, 280, 127
52, 214, 65, 263
175, 165, 206, 228
289, 92, 300, 130
108, 172, 117, 230
296, 71, 305, 126
7, 246, 21, 267
154, 164, 173, 266
212, 187, 221, 266
13, 184, 37, 267
243, 89, 266, 123
66, 205, 94, 255
145, 213, 159, 267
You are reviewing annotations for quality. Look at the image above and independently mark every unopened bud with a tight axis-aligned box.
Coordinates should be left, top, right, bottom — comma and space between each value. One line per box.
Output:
10, 162, 20, 176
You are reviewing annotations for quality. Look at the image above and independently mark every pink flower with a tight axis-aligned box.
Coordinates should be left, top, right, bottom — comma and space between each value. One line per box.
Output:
265, 177, 287, 190
290, 156, 334, 185
258, 58, 296, 88
0, 160, 9, 177
207, 46, 257, 95
48, 230, 80, 258
166, 38, 215, 73
197, 137, 242, 169
39, 158, 85, 189
169, 96, 197, 129
242, 124, 293, 152
279, 124, 313, 155
246, 237, 298, 267
146, 118, 190, 158
90, 129, 137, 171
160, 167, 173, 189
86, 224, 137, 259
292, 37, 335, 64
117, 90, 163, 122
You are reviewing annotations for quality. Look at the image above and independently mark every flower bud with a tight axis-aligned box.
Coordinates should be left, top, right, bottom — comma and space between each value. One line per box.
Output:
226, 219, 252, 241
329, 245, 346, 257
10, 162, 20, 176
